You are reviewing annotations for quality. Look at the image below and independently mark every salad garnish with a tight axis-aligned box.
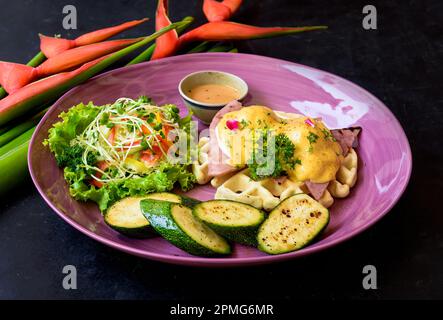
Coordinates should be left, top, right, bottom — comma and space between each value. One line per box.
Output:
45, 96, 196, 211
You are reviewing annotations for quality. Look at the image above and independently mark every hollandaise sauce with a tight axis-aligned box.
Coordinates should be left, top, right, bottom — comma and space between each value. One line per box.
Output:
187, 84, 240, 105
216, 106, 343, 183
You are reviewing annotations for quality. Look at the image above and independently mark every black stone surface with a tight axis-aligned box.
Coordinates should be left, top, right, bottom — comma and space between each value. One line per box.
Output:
0, 0, 442, 300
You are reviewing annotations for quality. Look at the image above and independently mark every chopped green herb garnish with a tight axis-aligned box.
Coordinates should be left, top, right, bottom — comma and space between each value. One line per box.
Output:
116, 102, 125, 115
141, 138, 150, 150
321, 128, 336, 141
105, 166, 119, 178
138, 96, 152, 104
147, 112, 156, 123
307, 132, 319, 152
240, 119, 249, 129
127, 123, 135, 132
162, 104, 180, 123
136, 108, 149, 117
249, 131, 301, 180
99, 113, 110, 126
55, 144, 97, 170
307, 132, 319, 144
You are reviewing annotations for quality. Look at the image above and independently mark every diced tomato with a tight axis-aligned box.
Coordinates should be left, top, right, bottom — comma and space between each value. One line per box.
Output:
124, 140, 141, 147
140, 147, 162, 166
141, 124, 150, 135
90, 179, 104, 188
107, 126, 117, 145
163, 125, 172, 138
90, 161, 109, 188
159, 137, 171, 154
97, 161, 109, 171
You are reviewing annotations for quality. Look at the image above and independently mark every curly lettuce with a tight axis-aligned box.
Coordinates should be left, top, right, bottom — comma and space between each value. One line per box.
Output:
45, 102, 101, 166
63, 161, 195, 211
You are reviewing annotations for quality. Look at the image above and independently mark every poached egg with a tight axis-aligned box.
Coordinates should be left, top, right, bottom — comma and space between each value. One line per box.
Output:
215, 105, 343, 183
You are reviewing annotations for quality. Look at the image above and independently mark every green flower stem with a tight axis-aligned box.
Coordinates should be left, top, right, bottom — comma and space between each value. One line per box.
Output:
127, 16, 194, 66
0, 127, 35, 193
0, 107, 48, 148
208, 43, 234, 52
187, 41, 211, 53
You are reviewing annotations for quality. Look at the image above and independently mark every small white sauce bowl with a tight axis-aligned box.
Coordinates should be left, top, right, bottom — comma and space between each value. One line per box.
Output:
178, 70, 248, 124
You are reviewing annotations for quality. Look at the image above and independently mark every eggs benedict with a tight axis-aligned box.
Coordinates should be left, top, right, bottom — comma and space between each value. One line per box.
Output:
213, 104, 343, 184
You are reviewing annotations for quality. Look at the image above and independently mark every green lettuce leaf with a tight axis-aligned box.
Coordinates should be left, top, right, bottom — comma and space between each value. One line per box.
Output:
44, 102, 101, 165
64, 161, 195, 211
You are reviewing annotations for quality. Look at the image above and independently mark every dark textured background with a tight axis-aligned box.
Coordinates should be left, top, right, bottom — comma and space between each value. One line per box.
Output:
0, 0, 442, 300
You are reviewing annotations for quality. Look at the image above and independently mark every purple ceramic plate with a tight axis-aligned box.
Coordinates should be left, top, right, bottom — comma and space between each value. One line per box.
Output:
28, 53, 412, 267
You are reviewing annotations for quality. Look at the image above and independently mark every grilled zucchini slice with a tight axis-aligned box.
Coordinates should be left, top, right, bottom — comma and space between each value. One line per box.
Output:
104, 193, 182, 238
140, 199, 231, 256
193, 200, 265, 246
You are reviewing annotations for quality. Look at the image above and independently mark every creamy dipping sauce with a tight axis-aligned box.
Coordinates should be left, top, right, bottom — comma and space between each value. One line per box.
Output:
187, 84, 240, 104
